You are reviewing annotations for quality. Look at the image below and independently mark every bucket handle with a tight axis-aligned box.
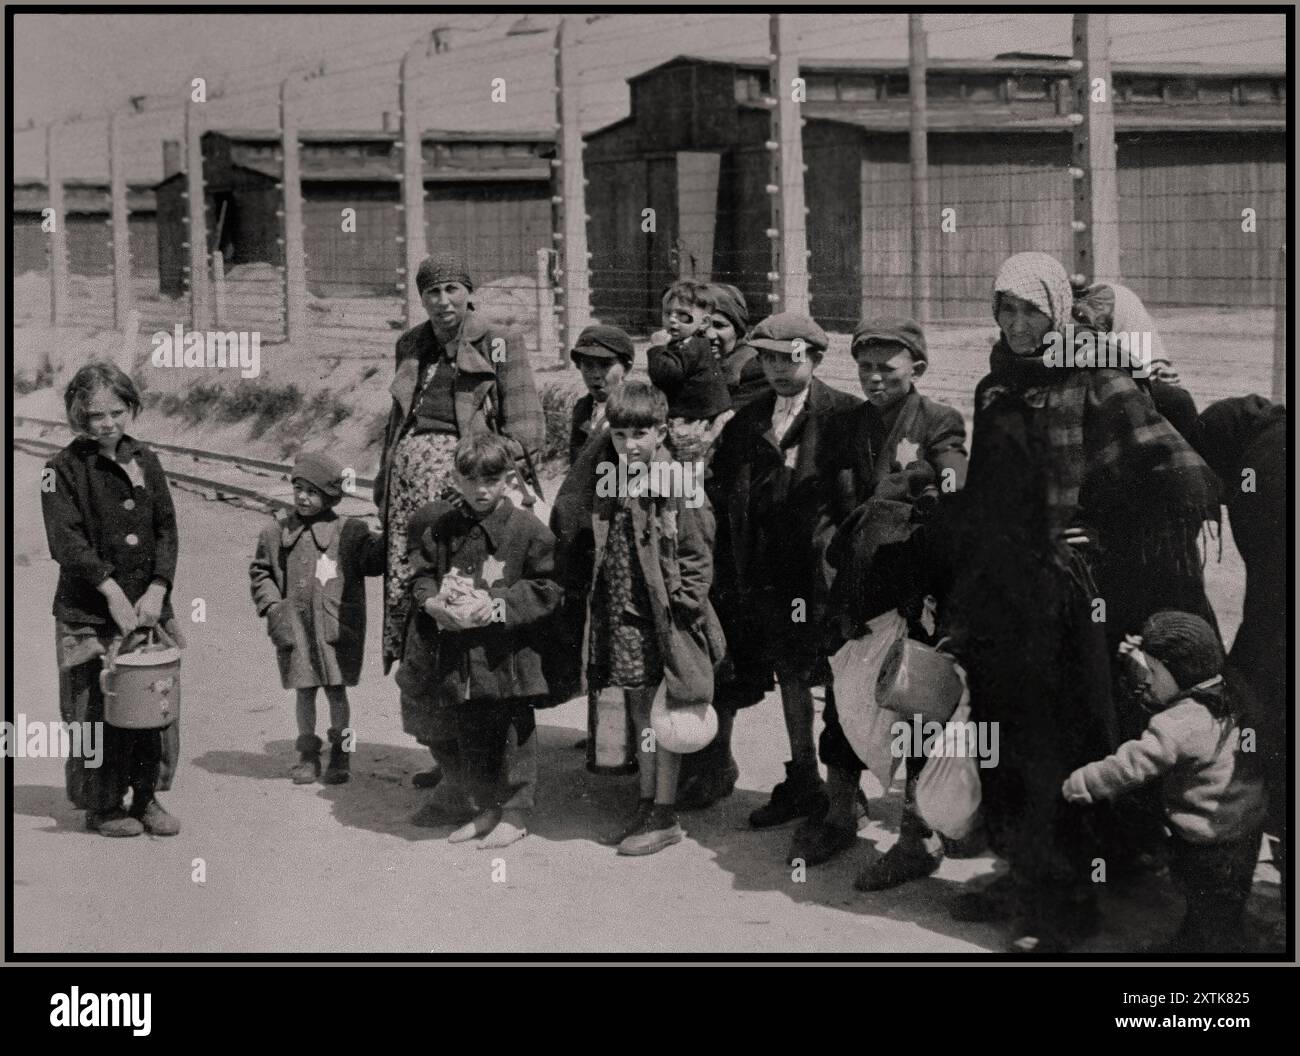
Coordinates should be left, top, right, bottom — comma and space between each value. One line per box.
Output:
98, 625, 177, 698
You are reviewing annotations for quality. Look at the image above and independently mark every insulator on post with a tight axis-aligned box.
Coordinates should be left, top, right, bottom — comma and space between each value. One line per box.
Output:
553, 232, 564, 242
764, 140, 779, 151
1067, 113, 1084, 125
275, 210, 285, 217
766, 271, 780, 281
396, 236, 405, 243
761, 96, 777, 108
765, 228, 779, 239
551, 195, 563, 204
550, 158, 562, 168
765, 184, 779, 195
395, 204, 405, 210
1068, 167, 1086, 179
181, 241, 190, 248
1066, 59, 1083, 71
1070, 272, 1087, 286
766, 292, 779, 302
1071, 220, 1087, 232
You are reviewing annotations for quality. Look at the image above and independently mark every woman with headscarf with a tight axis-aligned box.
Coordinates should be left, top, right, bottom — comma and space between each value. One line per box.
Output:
374, 252, 545, 819
1072, 280, 1200, 444
931, 252, 1221, 951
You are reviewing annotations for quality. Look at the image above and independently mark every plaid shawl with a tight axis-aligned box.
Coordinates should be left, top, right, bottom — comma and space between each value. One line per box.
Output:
982, 341, 1219, 551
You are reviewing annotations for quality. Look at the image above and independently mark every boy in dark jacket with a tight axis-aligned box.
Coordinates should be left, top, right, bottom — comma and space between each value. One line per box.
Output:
648, 280, 733, 463
795, 318, 969, 874
707, 312, 861, 831
250, 452, 385, 785
568, 324, 634, 464
396, 434, 563, 848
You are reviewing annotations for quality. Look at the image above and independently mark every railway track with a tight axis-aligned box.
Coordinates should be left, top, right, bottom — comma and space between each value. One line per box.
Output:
13, 415, 379, 520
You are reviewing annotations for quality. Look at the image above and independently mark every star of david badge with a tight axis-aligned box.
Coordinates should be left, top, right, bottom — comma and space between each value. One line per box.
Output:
315, 553, 337, 587
896, 438, 921, 467
480, 554, 506, 586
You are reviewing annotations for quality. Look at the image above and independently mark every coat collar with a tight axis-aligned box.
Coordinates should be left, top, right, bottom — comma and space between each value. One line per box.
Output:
452, 495, 516, 549
280, 509, 340, 550
74, 432, 143, 462
430, 310, 494, 374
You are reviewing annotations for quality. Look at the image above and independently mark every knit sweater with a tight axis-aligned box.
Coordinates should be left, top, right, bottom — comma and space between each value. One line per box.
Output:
1064, 698, 1267, 844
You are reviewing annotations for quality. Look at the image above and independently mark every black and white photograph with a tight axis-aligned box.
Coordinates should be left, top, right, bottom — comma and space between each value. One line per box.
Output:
6, 3, 1293, 977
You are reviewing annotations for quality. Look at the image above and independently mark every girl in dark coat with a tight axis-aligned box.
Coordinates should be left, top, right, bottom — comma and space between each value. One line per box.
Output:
42, 363, 183, 838
937, 253, 1220, 952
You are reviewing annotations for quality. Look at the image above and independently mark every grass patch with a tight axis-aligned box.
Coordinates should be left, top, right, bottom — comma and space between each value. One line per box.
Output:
539, 382, 579, 469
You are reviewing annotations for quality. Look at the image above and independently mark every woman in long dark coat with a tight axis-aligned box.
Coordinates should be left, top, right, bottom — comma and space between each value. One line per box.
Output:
933, 253, 1220, 952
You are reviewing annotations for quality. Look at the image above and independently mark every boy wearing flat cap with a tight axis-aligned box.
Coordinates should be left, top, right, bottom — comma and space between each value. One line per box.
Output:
707, 312, 861, 830
797, 318, 969, 876
569, 324, 634, 464
250, 451, 386, 784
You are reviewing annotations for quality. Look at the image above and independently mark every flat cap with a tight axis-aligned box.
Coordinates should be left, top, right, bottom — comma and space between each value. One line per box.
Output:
746, 312, 829, 356
570, 324, 635, 367
852, 318, 928, 363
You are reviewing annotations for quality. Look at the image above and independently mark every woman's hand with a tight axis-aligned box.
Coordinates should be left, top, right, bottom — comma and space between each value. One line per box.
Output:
100, 579, 140, 634
135, 582, 167, 627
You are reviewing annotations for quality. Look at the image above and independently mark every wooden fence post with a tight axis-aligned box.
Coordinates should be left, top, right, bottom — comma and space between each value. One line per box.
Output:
1273, 244, 1286, 402
553, 18, 592, 350
399, 44, 428, 330
536, 247, 558, 362
108, 109, 133, 332
280, 74, 309, 341
46, 122, 69, 329
908, 14, 931, 324
184, 94, 211, 331
769, 13, 810, 316
1071, 13, 1120, 287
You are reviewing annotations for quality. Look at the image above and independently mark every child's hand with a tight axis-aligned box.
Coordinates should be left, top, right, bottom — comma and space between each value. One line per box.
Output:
1061, 771, 1092, 804
101, 580, 140, 634
135, 582, 166, 627
462, 593, 497, 627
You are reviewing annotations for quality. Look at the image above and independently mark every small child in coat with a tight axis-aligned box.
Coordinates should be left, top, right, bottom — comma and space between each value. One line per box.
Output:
250, 452, 385, 785
1063, 611, 1268, 953
647, 279, 733, 464
586, 380, 718, 856
397, 433, 563, 848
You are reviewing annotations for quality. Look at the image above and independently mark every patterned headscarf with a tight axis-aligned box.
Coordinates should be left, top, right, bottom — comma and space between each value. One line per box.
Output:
992, 252, 1073, 331
416, 252, 474, 294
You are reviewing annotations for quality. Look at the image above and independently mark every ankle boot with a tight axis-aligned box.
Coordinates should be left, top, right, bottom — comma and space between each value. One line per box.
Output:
291, 734, 323, 784
322, 728, 351, 785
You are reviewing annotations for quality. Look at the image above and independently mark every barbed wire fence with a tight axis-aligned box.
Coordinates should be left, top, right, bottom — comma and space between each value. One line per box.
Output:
14, 12, 1286, 403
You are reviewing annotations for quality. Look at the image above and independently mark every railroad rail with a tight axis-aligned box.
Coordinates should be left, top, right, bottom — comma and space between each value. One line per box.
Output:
13, 415, 379, 519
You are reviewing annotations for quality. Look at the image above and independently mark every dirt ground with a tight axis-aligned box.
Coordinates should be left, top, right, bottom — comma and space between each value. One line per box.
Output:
8, 443, 1283, 955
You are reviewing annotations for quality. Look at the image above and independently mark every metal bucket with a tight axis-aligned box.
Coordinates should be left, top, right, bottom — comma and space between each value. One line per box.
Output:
876, 637, 963, 726
100, 627, 181, 729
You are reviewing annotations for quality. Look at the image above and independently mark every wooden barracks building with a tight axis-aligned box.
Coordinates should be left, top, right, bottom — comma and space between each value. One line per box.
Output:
153, 128, 555, 298
583, 54, 1286, 330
